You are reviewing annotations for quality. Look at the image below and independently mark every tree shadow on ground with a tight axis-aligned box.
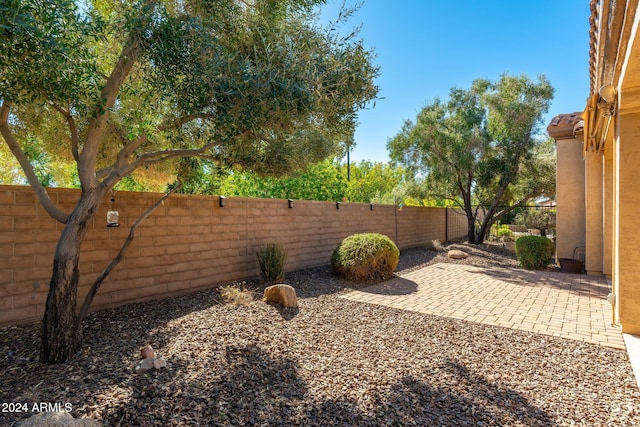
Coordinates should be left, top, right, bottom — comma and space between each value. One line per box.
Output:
396, 247, 440, 271
470, 266, 609, 298
97, 344, 552, 426
354, 277, 419, 296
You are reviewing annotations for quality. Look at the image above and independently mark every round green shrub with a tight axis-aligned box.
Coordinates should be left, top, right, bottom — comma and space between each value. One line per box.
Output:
515, 235, 554, 269
331, 233, 399, 283
496, 224, 514, 239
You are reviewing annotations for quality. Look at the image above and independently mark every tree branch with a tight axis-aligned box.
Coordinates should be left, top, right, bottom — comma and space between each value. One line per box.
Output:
158, 113, 211, 132
74, 183, 183, 333
0, 102, 70, 223
50, 102, 79, 162
112, 113, 212, 173
101, 136, 229, 189
80, 39, 142, 187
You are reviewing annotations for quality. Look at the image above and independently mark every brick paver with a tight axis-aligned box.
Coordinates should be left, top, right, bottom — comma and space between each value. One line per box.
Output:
341, 263, 625, 349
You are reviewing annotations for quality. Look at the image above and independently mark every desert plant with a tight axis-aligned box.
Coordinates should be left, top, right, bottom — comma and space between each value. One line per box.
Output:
491, 224, 514, 241
331, 233, 400, 283
515, 235, 554, 269
256, 243, 287, 285
218, 282, 256, 306
497, 224, 514, 238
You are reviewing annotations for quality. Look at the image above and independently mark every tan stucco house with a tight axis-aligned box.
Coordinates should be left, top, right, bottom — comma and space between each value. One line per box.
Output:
548, 0, 640, 335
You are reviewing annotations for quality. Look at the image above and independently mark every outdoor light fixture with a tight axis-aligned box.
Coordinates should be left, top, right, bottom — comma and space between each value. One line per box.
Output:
599, 84, 617, 104
370, 203, 374, 211
288, 199, 293, 209
106, 192, 119, 227
336, 202, 340, 210
599, 84, 617, 117
219, 196, 226, 208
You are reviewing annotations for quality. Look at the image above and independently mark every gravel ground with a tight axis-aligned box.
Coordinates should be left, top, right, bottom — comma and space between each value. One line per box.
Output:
1, 242, 639, 426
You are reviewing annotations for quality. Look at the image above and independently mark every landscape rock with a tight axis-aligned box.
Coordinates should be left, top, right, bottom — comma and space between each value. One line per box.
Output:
448, 249, 468, 259
432, 239, 445, 252
264, 284, 298, 308
135, 357, 155, 374
14, 411, 101, 426
141, 344, 156, 359
153, 357, 167, 369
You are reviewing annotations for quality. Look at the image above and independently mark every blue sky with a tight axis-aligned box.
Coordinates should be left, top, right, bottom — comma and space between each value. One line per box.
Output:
316, 0, 591, 163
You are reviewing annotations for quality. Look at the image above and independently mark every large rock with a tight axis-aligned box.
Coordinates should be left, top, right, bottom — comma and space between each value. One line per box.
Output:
264, 284, 298, 308
447, 249, 468, 259
14, 411, 101, 427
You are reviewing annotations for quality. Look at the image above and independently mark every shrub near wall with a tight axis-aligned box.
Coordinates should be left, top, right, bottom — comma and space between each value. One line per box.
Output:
331, 233, 399, 282
0, 185, 453, 326
515, 235, 555, 269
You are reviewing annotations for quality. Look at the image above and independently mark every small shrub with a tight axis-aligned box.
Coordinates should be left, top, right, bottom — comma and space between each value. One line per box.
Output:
496, 224, 514, 238
256, 243, 287, 285
331, 233, 399, 283
490, 224, 514, 241
218, 281, 255, 306
515, 235, 554, 269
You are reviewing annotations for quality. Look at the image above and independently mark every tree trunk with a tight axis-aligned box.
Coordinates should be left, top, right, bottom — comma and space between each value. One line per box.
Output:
467, 213, 478, 243
474, 223, 488, 244
41, 189, 104, 364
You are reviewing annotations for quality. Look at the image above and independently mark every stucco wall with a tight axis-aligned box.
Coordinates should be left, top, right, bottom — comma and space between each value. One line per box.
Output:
0, 185, 465, 327
616, 114, 640, 334
555, 137, 586, 261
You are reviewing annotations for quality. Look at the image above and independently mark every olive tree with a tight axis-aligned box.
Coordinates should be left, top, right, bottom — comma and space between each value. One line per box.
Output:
0, 0, 378, 363
388, 74, 555, 243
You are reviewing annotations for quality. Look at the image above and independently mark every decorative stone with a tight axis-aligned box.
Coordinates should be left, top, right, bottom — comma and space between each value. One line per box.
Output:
153, 357, 167, 369
448, 249, 468, 259
141, 344, 156, 359
264, 284, 298, 308
135, 357, 155, 374
14, 411, 101, 426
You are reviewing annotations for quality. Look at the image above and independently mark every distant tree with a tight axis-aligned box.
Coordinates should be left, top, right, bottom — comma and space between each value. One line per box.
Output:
514, 208, 556, 237
0, 0, 378, 363
342, 160, 404, 203
388, 74, 555, 243
219, 157, 347, 201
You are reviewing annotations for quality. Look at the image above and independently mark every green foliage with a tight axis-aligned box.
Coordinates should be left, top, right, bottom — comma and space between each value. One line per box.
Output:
491, 224, 514, 240
170, 158, 226, 195
514, 208, 556, 236
220, 158, 347, 201
2, 0, 379, 189
331, 233, 399, 283
342, 160, 405, 203
515, 235, 554, 269
0, 0, 379, 363
388, 74, 555, 243
175, 157, 407, 204
256, 243, 287, 285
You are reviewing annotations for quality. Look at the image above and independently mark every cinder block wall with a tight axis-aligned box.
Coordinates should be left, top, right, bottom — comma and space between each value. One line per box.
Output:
0, 185, 465, 326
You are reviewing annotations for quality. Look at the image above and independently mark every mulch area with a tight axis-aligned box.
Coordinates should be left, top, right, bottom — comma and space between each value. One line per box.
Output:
1, 242, 639, 426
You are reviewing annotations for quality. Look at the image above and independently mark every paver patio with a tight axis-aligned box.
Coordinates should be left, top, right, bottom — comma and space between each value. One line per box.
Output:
341, 263, 625, 349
